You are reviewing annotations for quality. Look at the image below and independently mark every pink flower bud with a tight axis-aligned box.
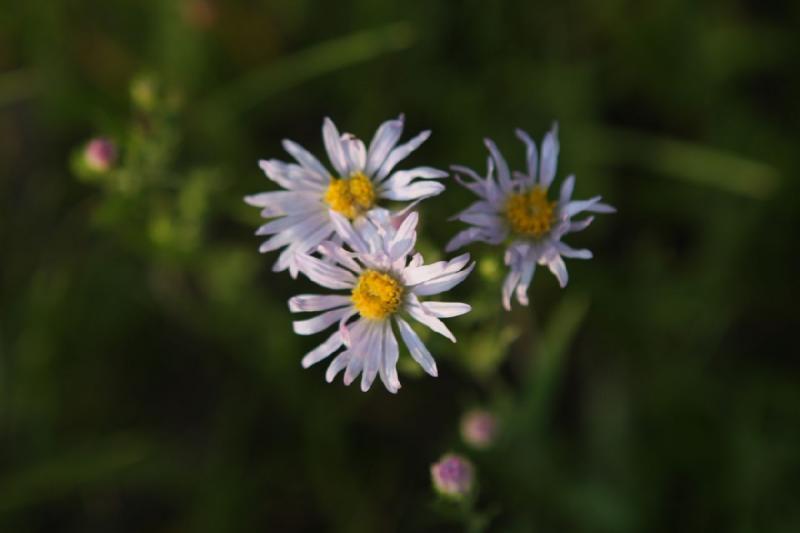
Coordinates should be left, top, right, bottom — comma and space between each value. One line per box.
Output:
460, 409, 497, 449
430, 453, 474, 499
84, 137, 117, 172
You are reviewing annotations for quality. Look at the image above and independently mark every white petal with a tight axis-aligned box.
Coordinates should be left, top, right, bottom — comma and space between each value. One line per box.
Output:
375, 130, 431, 181
445, 226, 506, 253
342, 134, 367, 175
514, 249, 538, 306
301, 331, 343, 368
379, 321, 401, 393
343, 349, 363, 386
326, 350, 351, 382
539, 122, 560, 190
556, 242, 593, 259
255, 213, 314, 236
388, 211, 418, 261
360, 322, 383, 392
317, 241, 362, 273
322, 117, 348, 176
281, 140, 330, 181
547, 255, 569, 288
406, 296, 456, 342
244, 190, 319, 209
289, 294, 352, 313
271, 218, 335, 270
412, 261, 475, 296
293, 306, 353, 335
256, 198, 322, 219
366, 116, 404, 176
403, 253, 470, 286
408, 253, 424, 268
422, 301, 471, 318
585, 201, 616, 214
515, 128, 539, 184
353, 215, 384, 257
484, 138, 513, 194
450, 200, 498, 220
259, 215, 328, 253
563, 196, 604, 217
501, 269, 521, 311
258, 159, 322, 191
380, 181, 445, 201
329, 211, 369, 253
450, 163, 484, 182
380, 166, 448, 190
569, 217, 595, 233
458, 213, 504, 228
396, 317, 438, 377
295, 254, 357, 289
559, 174, 575, 205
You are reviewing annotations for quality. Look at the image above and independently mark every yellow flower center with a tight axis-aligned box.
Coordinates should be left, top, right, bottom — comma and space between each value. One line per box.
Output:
324, 171, 376, 219
504, 186, 556, 238
351, 270, 404, 320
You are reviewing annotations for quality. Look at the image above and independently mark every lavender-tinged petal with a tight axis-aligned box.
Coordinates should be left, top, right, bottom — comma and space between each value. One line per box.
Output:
295, 253, 357, 289
539, 122, 560, 190
515, 128, 539, 184
280, 140, 330, 181
289, 294, 352, 313
484, 138, 513, 194
423, 301, 471, 318
293, 306, 353, 335
301, 331, 344, 368
412, 262, 475, 296
556, 242, 593, 259
547, 255, 569, 288
325, 350, 351, 382
322, 117, 348, 176
366, 116, 404, 176
396, 317, 438, 377
375, 130, 431, 181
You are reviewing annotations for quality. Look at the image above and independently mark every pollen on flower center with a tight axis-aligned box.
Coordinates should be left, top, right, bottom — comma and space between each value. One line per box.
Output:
351, 270, 404, 320
504, 186, 556, 237
324, 171, 376, 219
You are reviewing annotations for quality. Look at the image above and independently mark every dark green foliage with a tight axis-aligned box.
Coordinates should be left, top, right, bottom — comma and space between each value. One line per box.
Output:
1, 0, 799, 531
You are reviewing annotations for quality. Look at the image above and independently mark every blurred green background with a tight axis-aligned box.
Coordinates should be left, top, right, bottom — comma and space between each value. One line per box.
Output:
1, 0, 799, 531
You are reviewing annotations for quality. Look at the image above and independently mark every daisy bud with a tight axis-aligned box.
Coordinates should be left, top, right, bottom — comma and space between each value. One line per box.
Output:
460, 409, 497, 449
84, 137, 117, 173
431, 453, 474, 499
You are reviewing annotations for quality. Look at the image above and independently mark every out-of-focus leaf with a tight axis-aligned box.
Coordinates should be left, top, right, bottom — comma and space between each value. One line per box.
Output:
577, 125, 779, 199
520, 294, 590, 429
203, 21, 416, 115
0, 435, 173, 513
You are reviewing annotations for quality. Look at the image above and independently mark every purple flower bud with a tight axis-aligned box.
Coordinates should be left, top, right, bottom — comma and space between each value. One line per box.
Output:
84, 137, 117, 172
430, 453, 474, 499
460, 409, 498, 449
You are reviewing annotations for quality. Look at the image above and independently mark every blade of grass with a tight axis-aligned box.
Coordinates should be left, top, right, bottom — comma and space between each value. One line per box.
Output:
0, 434, 182, 513
520, 294, 590, 431
203, 21, 416, 115
576, 125, 779, 199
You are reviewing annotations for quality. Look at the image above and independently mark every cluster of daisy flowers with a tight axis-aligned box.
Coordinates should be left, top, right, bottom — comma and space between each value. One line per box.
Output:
245, 116, 614, 392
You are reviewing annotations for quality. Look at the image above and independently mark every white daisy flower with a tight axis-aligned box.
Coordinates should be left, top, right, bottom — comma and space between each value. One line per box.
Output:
289, 209, 474, 393
244, 116, 447, 278
447, 123, 615, 310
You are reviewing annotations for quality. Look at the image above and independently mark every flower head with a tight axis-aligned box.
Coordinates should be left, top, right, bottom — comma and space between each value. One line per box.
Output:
244, 116, 447, 278
460, 408, 498, 449
289, 209, 474, 393
447, 124, 615, 310
84, 137, 118, 173
431, 453, 474, 499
